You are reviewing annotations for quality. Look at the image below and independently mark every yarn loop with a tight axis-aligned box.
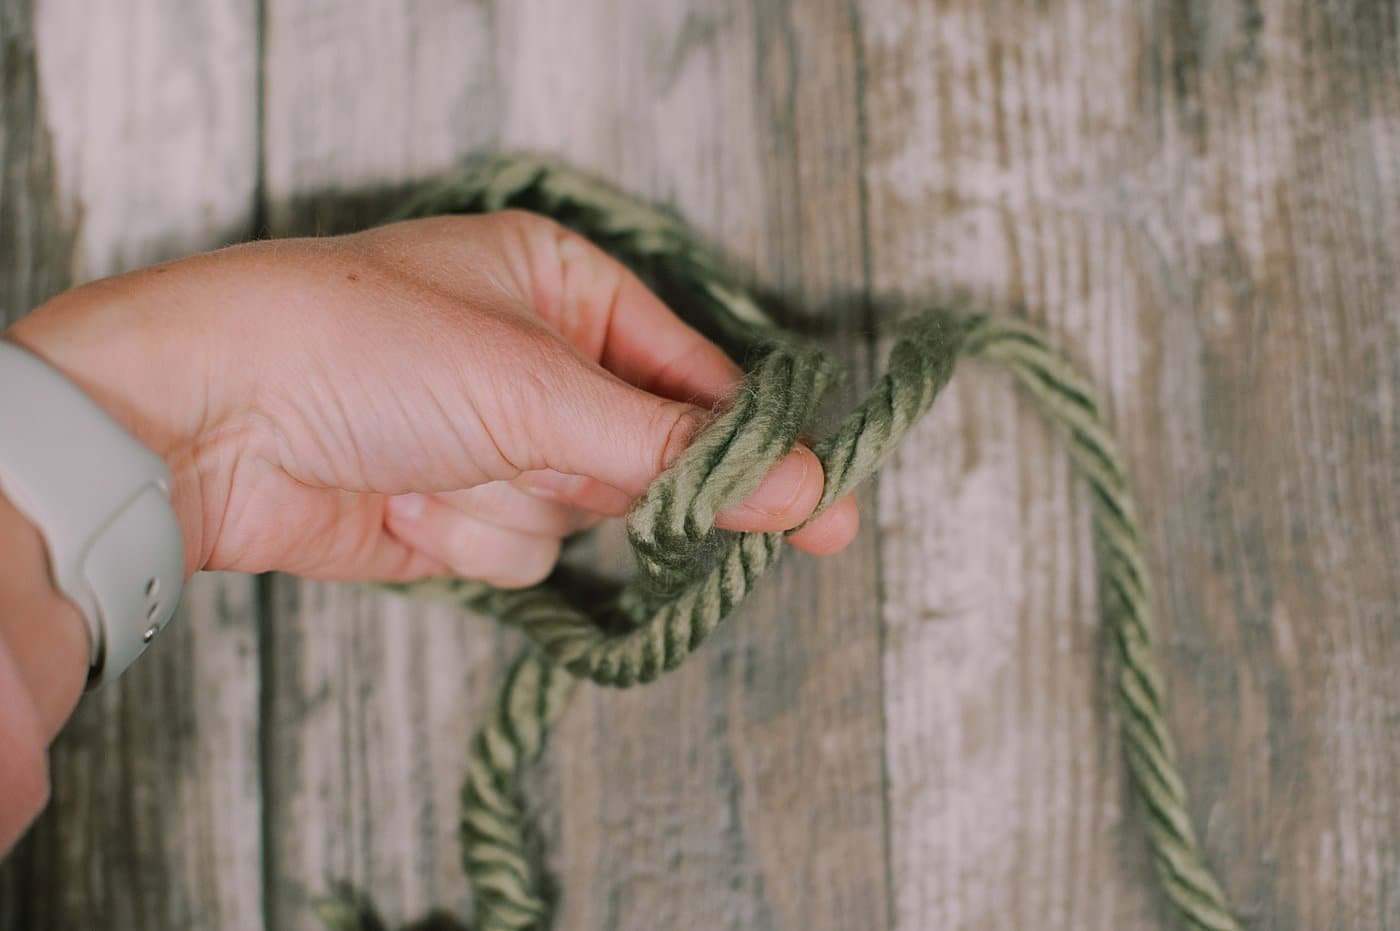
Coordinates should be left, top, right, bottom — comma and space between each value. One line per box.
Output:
317, 155, 1241, 931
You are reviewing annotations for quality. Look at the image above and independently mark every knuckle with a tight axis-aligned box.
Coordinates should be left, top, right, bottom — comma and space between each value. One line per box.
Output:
501, 208, 576, 262
495, 336, 581, 450
501, 210, 619, 337
494, 207, 556, 236
493, 210, 561, 288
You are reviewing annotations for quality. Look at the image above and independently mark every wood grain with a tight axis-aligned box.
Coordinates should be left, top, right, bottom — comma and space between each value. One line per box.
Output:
260, 2, 891, 928
494, 4, 893, 930
0, 1, 262, 928
864, 1, 1400, 928
0, 0, 74, 328
0, 9, 77, 924
258, 3, 510, 928
3, 1, 1397, 929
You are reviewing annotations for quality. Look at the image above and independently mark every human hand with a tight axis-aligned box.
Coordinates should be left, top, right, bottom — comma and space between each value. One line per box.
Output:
7, 211, 859, 588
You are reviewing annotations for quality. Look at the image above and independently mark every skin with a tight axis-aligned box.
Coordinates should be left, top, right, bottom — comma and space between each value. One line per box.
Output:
0, 210, 858, 853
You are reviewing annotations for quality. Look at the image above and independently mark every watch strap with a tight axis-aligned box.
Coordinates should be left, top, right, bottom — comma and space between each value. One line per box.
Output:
0, 339, 184, 687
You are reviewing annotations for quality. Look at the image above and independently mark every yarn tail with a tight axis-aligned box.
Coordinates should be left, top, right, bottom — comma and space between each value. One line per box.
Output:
965, 315, 1241, 931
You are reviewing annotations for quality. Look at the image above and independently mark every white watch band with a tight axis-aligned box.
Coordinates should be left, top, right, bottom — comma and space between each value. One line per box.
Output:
0, 339, 185, 688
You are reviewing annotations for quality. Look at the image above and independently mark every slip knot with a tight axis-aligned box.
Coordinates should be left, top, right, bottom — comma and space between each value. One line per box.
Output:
626, 342, 837, 594
356, 154, 1243, 931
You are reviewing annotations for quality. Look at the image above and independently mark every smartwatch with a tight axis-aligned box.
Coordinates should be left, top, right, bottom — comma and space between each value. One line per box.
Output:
0, 339, 185, 688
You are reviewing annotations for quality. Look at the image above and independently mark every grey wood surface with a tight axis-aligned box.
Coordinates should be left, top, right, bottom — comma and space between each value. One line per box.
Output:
0, 1, 265, 929
2, 1, 1397, 929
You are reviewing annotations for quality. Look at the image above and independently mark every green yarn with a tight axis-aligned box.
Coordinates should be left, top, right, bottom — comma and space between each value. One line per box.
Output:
317, 155, 1241, 931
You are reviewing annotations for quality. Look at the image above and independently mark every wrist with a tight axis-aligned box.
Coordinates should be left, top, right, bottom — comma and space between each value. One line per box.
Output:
4, 264, 251, 576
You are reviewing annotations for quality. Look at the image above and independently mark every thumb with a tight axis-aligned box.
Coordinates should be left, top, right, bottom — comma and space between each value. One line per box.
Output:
519, 347, 824, 533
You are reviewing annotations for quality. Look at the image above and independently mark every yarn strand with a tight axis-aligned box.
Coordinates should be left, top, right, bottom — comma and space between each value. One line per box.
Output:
316, 155, 1240, 931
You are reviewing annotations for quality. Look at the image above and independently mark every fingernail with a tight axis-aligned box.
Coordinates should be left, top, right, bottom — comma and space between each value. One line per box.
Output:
741, 449, 811, 517
660, 410, 705, 470
390, 493, 427, 520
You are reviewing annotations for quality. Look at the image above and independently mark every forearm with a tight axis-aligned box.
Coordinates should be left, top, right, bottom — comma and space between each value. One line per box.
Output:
0, 486, 89, 854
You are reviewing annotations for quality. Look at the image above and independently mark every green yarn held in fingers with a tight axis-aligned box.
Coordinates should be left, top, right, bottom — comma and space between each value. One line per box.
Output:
315, 155, 1241, 931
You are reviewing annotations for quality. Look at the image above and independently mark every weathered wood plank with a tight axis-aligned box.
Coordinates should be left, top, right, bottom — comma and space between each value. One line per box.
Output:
0, 1, 263, 928
0, 0, 75, 329
257, 580, 521, 927
11, 574, 265, 930
258, 3, 511, 928
865, 1, 1400, 928
260, 2, 891, 929
496, 5, 893, 930
8, 1, 1395, 929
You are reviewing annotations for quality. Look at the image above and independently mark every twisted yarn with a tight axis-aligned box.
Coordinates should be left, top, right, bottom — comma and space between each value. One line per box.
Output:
320, 155, 1240, 931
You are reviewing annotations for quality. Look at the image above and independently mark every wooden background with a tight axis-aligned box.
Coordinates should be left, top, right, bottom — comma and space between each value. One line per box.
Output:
2, 1, 1397, 929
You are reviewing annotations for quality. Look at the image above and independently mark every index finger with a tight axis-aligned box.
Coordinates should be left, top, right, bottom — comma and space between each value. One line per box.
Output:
518, 218, 744, 408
